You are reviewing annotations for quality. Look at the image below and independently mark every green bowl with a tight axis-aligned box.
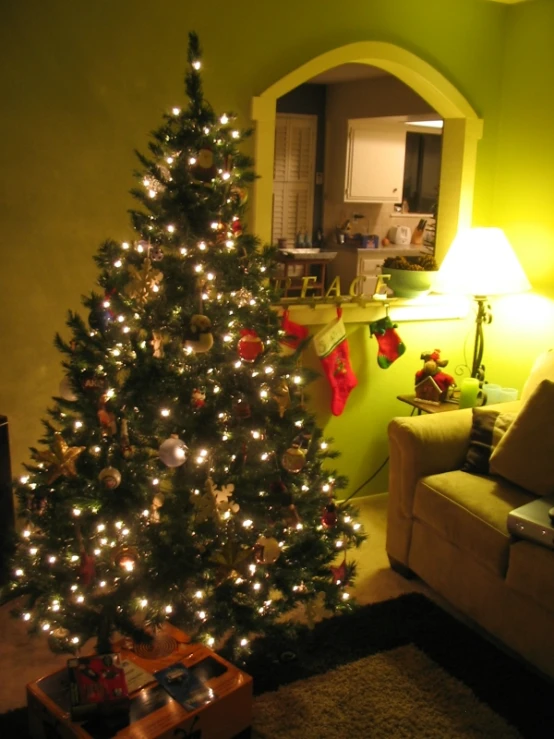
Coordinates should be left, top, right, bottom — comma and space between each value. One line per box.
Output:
385, 268, 436, 298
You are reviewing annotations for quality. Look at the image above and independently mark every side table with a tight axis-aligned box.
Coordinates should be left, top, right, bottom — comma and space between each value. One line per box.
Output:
27, 623, 252, 739
397, 394, 460, 415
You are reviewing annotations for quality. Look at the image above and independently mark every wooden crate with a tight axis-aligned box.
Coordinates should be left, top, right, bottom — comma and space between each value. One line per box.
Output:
27, 624, 253, 739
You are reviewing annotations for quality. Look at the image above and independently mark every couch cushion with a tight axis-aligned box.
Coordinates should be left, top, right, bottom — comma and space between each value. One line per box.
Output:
462, 407, 516, 474
507, 540, 554, 615
414, 470, 534, 577
490, 379, 554, 496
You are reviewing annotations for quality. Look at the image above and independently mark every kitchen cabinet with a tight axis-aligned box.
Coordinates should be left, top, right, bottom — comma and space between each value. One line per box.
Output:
344, 119, 406, 203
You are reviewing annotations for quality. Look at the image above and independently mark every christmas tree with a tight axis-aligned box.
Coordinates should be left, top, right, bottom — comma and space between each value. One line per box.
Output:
3, 33, 366, 659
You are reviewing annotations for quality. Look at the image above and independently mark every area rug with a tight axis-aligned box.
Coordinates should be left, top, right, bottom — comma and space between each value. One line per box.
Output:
1, 593, 553, 738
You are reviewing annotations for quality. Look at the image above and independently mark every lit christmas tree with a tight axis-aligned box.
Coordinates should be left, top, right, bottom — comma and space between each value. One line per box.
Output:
3, 33, 366, 659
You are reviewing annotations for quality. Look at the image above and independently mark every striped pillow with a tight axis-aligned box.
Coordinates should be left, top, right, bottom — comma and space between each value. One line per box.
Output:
462, 407, 516, 475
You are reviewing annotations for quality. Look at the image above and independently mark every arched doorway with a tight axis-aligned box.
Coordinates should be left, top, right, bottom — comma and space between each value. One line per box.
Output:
251, 41, 482, 262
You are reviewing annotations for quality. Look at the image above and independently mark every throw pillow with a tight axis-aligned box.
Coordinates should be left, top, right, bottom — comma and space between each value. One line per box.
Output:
462, 407, 516, 474
490, 378, 554, 496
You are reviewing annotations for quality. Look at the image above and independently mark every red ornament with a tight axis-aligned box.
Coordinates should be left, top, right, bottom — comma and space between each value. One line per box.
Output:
191, 388, 206, 408
331, 555, 348, 586
238, 329, 264, 362
231, 217, 243, 236
322, 502, 338, 528
79, 551, 96, 586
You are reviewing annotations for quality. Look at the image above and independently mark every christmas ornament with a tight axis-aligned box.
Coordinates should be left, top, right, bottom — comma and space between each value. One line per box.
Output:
124, 257, 163, 304
88, 301, 114, 332
48, 627, 70, 651
209, 540, 251, 582
98, 467, 122, 490
151, 330, 170, 358
231, 217, 243, 237
232, 394, 251, 419
230, 184, 248, 206
313, 307, 358, 416
281, 445, 306, 474
191, 388, 206, 408
369, 315, 406, 369
149, 245, 164, 262
254, 536, 281, 565
193, 478, 218, 524
271, 379, 291, 418
322, 501, 338, 528
97, 399, 117, 436
79, 550, 96, 586
212, 482, 239, 515
238, 329, 264, 362
120, 418, 133, 457
32, 435, 86, 484
59, 375, 78, 402
280, 309, 309, 355
80, 371, 107, 395
191, 146, 217, 183
159, 435, 188, 467
112, 545, 139, 572
234, 287, 253, 307
331, 555, 348, 586
184, 314, 214, 353
151, 493, 165, 523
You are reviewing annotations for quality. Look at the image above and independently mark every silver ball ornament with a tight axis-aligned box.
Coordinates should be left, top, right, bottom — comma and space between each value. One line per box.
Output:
159, 436, 188, 467
59, 375, 78, 401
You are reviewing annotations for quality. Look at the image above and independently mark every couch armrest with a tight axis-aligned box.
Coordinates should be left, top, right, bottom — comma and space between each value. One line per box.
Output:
385, 400, 521, 566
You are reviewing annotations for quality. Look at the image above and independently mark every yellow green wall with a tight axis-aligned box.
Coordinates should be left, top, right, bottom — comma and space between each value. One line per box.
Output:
1, 0, 551, 499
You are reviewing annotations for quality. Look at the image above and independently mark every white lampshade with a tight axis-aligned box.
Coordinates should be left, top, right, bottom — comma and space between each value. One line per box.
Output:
434, 227, 531, 297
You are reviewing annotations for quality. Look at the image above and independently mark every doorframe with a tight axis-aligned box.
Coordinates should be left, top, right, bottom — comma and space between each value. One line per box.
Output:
251, 41, 482, 262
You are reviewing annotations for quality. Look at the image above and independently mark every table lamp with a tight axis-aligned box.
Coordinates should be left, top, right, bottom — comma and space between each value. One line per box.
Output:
434, 227, 531, 381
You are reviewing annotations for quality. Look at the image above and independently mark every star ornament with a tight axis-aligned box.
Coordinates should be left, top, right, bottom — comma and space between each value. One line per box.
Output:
33, 435, 86, 484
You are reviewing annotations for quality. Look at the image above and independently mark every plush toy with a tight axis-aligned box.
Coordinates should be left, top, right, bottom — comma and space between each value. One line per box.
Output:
415, 349, 455, 402
183, 314, 214, 353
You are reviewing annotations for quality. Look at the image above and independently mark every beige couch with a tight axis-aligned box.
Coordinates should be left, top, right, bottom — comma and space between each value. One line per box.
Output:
386, 357, 554, 680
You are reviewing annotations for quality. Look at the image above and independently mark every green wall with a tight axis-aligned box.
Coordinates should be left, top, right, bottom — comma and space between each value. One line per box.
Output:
2, 0, 549, 499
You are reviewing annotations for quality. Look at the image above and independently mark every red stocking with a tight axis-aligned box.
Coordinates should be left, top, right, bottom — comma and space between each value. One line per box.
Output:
314, 308, 358, 416
280, 309, 309, 354
369, 316, 406, 369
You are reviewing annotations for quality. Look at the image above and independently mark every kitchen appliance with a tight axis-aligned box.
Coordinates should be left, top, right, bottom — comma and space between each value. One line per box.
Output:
388, 225, 412, 245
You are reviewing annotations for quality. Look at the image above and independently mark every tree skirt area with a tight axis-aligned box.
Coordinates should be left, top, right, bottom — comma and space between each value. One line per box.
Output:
2, 593, 553, 738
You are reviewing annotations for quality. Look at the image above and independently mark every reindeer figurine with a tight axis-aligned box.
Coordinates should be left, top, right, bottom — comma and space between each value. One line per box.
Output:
415, 349, 455, 404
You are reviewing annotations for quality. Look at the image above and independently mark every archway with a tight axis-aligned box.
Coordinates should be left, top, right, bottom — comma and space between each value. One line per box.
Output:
251, 41, 482, 262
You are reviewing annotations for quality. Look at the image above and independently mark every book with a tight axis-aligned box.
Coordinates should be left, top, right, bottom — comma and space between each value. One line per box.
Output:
154, 660, 217, 712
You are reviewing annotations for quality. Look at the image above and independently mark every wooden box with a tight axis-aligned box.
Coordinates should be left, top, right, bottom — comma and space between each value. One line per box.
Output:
27, 624, 253, 739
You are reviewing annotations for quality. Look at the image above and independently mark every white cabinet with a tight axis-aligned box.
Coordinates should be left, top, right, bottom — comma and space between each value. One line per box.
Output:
344, 119, 406, 203
272, 114, 317, 246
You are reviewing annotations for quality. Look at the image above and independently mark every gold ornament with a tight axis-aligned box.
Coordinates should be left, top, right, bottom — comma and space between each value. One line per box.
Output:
193, 477, 218, 523
209, 540, 251, 581
124, 257, 163, 304
281, 446, 306, 473
98, 467, 122, 490
112, 545, 139, 572
33, 435, 85, 484
272, 379, 291, 418
254, 536, 281, 565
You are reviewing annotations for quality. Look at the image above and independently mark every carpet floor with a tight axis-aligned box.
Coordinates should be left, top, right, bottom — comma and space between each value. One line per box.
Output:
2, 592, 553, 738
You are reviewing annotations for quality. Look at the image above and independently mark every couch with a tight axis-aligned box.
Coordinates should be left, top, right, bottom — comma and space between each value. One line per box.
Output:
386, 353, 554, 680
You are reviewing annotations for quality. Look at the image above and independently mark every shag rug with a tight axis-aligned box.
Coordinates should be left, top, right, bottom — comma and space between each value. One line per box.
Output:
2, 593, 553, 738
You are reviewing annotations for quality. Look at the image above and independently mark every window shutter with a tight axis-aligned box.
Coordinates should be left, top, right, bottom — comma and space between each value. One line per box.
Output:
272, 114, 317, 244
